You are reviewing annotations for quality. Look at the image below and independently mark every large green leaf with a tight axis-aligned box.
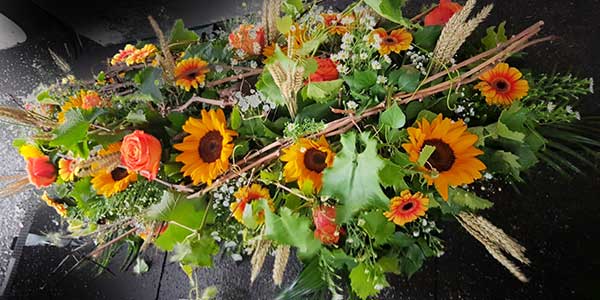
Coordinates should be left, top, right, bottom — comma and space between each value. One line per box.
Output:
344, 70, 377, 92
134, 67, 164, 103
448, 188, 493, 210
50, 109, 90, 157
349, 262, 389, 300
305, 79, 344, 103
261, 202, 321, 258
322, 132, 389, 223
391, 66, 421, 93
360, 210, 395, 246
364, 0, 409, 26
481, 21, 507, 50
170, 236, 219, 267
379, 103, 406, 129
168, 19, 199, 51
153, 192, 209, 251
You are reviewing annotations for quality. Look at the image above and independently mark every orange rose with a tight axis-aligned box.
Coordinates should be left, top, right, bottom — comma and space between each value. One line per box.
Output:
26, 156, 56, 188
309, 58, 339, 82
313, 206, 344, 245
120, 130, 162, 180
424, 0, 462, 26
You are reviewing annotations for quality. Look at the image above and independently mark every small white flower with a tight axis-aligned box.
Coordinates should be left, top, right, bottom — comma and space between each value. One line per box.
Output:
412, 231, 420, 237
371, 60, 381, 70
341, 16, 355, 25
357, 219, 366, 226
383, 55, 392, 64
374, 284, 384, 291
341, 33, 354, 44
230, 58, 239, 66
484, 172, 493, 180
215, 65, 224, 73
336, 64, 349, 74
338, 50, 349, 61
589, 77, 594, 94
332, 293, 344, 300
249, 60, 258, 69
231, 253, 243, 261
224, 241, 237, 248
464, 117, 470, 123
455, 105, 465, 113
360, 52, 369, 60
566, 105, 573, 114
347, 101, 358, 110
236, 49, 246, 58
377, 75, 387, 84
421, 218, 428, 226
575, 111, 581, 120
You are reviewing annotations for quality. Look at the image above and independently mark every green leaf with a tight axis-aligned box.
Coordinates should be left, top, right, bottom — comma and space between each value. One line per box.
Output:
417, 145, 436, 167
360, 210, 395, 246
485, 121, 525, 142
134, 67, 164, 102
379, 160, 409, 192
154, 192, 209, 251
168, 19, 199, 51
170, 236, 219, 267
448, 188, 493, 210
401, 244, 424, 277
305, 79, 344, 103
413, 26, 442, 51
481, 21, 507, 50
389, 231, 415, 248
126, 109, 147, 125
50, 109, 90, 157
322, 132, 389, 223
484, 150, 522, 180
276, 16, 294, 34
380, 103, 406, 129
281, 0, 304, 16
378, 256, 401, 275
364, 0, 409, 26
345, 70, 377, 91
230, 106, 242, 130
261, 202, 321, 258
394, 66, 420, 93
71, 177, 95, 214
256, 70, 286, 107
349, 262, 389, 300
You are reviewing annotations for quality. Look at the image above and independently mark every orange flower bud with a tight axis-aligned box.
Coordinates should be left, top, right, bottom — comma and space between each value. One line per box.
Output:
26, 156, 56, 188
313, 206, 344, 245
120, 130, 162, 180
424, 0, 462, 27
309, 58, 339, 82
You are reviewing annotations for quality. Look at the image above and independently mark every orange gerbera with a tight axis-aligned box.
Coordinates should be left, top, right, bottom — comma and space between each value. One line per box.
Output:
58, 158, 76, 182
229, 184, 274, 225
110, 44, 137, 65
321, 13, 354, 35
262, 43, 288, 62
174, 57, 210, 91
384, 190, 429, 226
280, 136, 335, 192
80, 90, 103, 109
475, 63, 529, 107
371, 28, 413, 55
402, 114, 486, 200
125, 44, 157, 65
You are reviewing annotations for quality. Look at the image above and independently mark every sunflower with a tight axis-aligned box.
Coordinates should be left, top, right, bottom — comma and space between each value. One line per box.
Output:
41, 192, 68, 217
174, 109, 237, 185
229, 184, 274, 225
402, 114, 486, 200
174, 57, 210, 91
371, 28, 413, 56
91, 167, 137, 198
474, 63, 529, 107
126, 44, 157, 65
384, 190, 429, 226
280, 135, 335, 192
58, 158, 76, 182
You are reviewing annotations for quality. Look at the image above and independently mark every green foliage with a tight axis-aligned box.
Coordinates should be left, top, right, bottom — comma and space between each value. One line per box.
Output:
413, 26, 442, 51
364, 0, 410, 27
169, 19, 200, 51
256, 71, 286, 107
261, 201, 322, 258
390, 66, 421, 93
345, 70, 377, 91
448, 188, 493, 210
360, 210, 395, 246
305, 79, 344, 103
50, 109, 91, 157
379, 103, 406, 129
126, 109, 147, 125
322, 132, 389, 223
134, 67, 164, 103
281, 0, 304, 17
481, 21, 507, 50
349, 262, 389, 299
484, 150, 523, 180
417, 145, 436, 167
171, 236, 219, 267
400, 244, 424, 277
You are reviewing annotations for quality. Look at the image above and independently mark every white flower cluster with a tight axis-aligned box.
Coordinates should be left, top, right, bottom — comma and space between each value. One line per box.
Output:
233, 89, 276, 113
406, 48, 431, 75
210, 174, 249, 217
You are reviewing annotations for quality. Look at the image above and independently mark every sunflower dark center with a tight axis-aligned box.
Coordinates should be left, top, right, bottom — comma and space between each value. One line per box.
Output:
492, 78, 511, 93
423, 139, 455, 172
401, 202, 414, 211
110, 167, 129, 181
186, 71, 198, 79
383, 37, 397, 45
198, 130, 223, 163
304, 148, 328, 173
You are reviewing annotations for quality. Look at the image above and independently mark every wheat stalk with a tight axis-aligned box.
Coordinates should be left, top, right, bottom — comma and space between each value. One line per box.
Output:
267, 62, 303, 118
0, 106, 56, 128
263, 0, 282, 43
272, 245, 290, 286
0, 176, 30, 198
148, 16, 176, 82
250, 238, 272, 283
433, 0, 493, 69
457, 212, 530, 282
73, 152, 121, 177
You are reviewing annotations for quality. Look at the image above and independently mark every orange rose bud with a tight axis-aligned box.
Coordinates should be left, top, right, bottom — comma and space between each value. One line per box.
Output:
309, 58, 339, 82
120, 130, 162, 180
26, 156, 56, 188
313, 206, 344, 245
424, 0, 462, 26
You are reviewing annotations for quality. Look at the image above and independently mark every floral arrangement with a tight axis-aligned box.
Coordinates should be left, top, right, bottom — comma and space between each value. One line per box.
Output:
1, 0, 597, 298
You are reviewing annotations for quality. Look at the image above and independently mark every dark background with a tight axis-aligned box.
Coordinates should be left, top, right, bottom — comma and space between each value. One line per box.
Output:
0, 0, 599, 299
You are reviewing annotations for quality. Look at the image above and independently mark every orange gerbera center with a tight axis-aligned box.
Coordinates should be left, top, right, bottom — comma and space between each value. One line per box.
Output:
371, 28, 413, 56
475, 63, 529, 107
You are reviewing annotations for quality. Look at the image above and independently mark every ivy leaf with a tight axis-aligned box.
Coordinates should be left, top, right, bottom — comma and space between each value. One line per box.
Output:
485, 121, 525, 142
154, 192, 209, 251
230, 106, 242, 130
448, 188, 493, 210
322, 132, 389, 223
256, 70, 286, 107
389, 231, 415, 248
413, 26, 442, 52
483, 150, 523, 181
394, 66, 420, 93
481, 21, 507, 50
364, 0, 409, 26
349, 262, 389, 300
134, 67, 164, 103
71, 177, 95, 214
378, 256, 401, 275
261, 201, 321, 258
168, 19, 199, 51
345, 70, 377, 91
360, 210, 395, 246
50, 109, 90, 157
306, 79, 344, 103
379, 103, 406, 129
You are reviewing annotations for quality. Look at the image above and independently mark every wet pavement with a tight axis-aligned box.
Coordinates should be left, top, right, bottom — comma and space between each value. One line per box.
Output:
0, 0, 599, 299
